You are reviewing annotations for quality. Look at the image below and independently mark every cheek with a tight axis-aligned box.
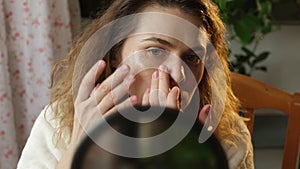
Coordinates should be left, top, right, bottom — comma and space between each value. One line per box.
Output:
189, 65, 205, 85
182, 65, 204, 97
195, 69, 204, 84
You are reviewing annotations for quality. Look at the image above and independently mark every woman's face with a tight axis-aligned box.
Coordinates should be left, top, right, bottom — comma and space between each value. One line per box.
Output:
114, 6, 207, 107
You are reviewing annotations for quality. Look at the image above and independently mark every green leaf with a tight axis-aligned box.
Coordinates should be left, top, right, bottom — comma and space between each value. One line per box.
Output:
234, 22, 252, 44
260, 1, 272, 15
235, 54, 249, 63
213, 0, 227, 11
234, 13, 261, 45
252, 51, 269, 65
241, 46, 255, 57
262, 23, 272, 34
255, 66, 268, 72
227, 0, 247, 10
238, 66, 246, 75
234, 53, 241, 59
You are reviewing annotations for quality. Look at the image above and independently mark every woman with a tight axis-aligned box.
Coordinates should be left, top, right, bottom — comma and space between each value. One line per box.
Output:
17, 0, 254, 168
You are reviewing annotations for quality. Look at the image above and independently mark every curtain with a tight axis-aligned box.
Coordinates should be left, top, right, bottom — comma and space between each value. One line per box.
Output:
0, 0, 80, 168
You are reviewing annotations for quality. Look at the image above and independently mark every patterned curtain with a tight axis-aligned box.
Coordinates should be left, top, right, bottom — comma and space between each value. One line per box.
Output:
0, 0, 80, 168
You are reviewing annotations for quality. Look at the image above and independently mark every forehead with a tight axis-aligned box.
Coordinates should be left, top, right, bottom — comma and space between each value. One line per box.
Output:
130, 6, 209, 47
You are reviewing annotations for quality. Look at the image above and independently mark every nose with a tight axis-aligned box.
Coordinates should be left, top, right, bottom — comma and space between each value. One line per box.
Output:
164, 56, 186, 84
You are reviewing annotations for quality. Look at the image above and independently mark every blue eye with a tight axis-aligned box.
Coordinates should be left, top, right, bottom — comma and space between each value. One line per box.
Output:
146, 48, 167, 57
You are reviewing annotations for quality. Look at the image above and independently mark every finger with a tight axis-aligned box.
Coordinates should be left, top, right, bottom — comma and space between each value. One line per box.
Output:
158, 65, 169, 105
97, 74, 135, 113
93, 64, 130, 104
149, 71, 159, 105
104, 95, 138, 117
76, 60, 106, 104
142, 88, 150, 106
166, 86, 180, 109
198, 104, 211, 123
112, 74, 135, 103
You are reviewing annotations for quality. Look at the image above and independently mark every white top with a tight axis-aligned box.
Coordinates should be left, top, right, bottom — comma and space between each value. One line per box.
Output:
17, 105, 62, 169
17, 105, 254, 169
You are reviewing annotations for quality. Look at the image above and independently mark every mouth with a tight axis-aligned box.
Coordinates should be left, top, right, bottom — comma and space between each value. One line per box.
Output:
169, 76, 179, 89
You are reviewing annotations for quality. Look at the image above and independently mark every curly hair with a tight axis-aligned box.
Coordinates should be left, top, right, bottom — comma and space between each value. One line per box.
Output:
48, 0, 242, 149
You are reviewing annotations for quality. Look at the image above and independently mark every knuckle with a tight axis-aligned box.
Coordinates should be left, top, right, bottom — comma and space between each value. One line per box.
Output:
107, 94, 115, 103
99, 84, 109, 93
104, 93, 117, 107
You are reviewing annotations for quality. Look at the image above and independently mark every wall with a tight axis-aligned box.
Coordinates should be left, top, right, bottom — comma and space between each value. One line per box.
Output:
229, 25, 300, 94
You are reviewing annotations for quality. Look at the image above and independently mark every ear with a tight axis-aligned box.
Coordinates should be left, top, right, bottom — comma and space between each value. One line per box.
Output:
198, 104, 211, 123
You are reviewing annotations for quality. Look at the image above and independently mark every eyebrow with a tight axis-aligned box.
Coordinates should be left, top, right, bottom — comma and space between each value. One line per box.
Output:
142, 37, 205, 54
190, 46, 205, 53
141, 37, 174, 48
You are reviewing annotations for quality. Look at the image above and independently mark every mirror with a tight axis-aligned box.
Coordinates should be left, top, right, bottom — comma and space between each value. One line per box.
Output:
71, 106, 228, 169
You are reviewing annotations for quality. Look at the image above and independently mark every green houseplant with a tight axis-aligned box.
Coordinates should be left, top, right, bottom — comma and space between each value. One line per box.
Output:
213, 0, 273, 76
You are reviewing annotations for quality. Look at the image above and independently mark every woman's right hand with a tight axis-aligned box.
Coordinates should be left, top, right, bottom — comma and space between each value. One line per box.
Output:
56, 60, 137, 169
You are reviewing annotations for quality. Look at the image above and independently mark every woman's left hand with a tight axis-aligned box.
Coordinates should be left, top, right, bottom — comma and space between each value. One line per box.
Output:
142, 65, 180, 109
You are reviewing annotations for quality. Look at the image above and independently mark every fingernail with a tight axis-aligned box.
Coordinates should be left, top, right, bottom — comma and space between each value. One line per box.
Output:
159, 65, 168, 72
152, 71, 158, 79
98, 60, 105, 66
172, 86, 178, 93
119, 64, 129, 72
126, 74, 134, 81
130, 95, 138, 104
126, 74, 135, 84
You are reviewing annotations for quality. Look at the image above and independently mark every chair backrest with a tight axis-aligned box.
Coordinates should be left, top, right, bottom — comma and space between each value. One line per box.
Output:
230, 72, 300, 169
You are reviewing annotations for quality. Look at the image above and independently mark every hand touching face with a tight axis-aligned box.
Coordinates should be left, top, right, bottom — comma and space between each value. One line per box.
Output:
117, 34, 205, 109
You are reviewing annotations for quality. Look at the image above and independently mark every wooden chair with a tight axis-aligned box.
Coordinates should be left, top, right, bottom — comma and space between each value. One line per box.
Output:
230, 72, 300, 169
